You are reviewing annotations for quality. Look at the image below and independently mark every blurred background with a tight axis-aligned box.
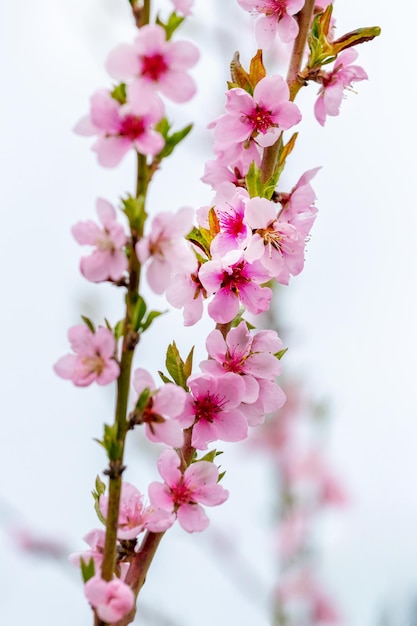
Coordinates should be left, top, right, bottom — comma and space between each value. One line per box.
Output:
1, 0, 417, 624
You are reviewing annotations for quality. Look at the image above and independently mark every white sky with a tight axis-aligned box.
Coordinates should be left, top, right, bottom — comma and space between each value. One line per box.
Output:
1, 1, 417, 625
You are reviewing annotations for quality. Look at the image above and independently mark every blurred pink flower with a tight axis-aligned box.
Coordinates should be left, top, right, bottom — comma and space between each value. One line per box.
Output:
237, 0, 305, 48
54, 325, 119, 387
100, 482, 174, 539
106, 24, 199, 103
74, 87, 164, 167
136, 206, 196, 294
72, 198, 127, 283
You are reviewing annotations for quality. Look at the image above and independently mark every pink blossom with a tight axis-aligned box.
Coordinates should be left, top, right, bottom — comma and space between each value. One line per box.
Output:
54, 325, 120, 386
132, 368, 191, 447
201, 158, 246, 190
180, 372, 248, 449
71, 198, 128, 283
166, 267, 206, 326
211, 76, 301, 167
149, 449, 229, 532
278, 167, 320, 237
84, 576, 134, 623
198, 183, 251, 256
314, 49, 368, 126
245, 196, 305, 284
237, 0, 305, 48
106, 24, 199, 103
99, 482, 174, 540
199, 249, 272, 324
200, 321, 283, 405
136, 207, 196, 294
74, 87, 164, 167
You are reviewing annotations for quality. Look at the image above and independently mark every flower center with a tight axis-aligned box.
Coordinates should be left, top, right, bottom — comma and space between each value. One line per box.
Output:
141, 53, 169, 82
96, 231, 115, 252
220, 261, 250, 294
82, 354, 105, 375
119, 115, 145, 140
194, 393, 224, 423
246, 105, 273, 135
172, 480, 194, 506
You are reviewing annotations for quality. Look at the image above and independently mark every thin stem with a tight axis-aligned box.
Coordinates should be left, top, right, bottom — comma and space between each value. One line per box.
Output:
130, 0, 151, 29
260, 0, 315, 184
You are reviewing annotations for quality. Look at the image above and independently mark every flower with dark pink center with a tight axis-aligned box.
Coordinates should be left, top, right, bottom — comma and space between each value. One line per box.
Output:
106, 24, 199, 103
148, 449, 229, 532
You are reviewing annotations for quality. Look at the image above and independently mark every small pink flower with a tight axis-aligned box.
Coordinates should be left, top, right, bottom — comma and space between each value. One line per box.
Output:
314, 49, 368, 126
244, 196, 305, 284
149, 449, 229, 532
136, 207, 196, 294
100, 482, 174, 539
84, 576, 134, 624
72, 198, 128, 283
211, 76, 301, 167
199, 249, 272, 324
180, 372, 248, 449
106, 24, 199, 103
132, 368, 191, 447
278, 167, 320, 237
54, 325, 120, 387
200, 321, 283, 405
74, 87, 164, 167
238, 0, 305, 48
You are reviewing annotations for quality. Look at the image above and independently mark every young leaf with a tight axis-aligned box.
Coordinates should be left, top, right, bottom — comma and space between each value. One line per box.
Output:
80, 557, 95, 583
81, 315, 95, 333
165, 341, 187, 389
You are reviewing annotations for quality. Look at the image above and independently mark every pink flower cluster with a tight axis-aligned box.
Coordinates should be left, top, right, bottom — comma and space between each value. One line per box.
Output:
75, 23, 199, 167
168, 166, 319, 325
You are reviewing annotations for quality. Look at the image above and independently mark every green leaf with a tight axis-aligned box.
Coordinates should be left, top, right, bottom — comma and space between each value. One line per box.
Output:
140, 309, 166, 333
81, 315, 95, 333
134, 387, 152, 413
230, 51, 252, 93
95, 423, 122, 461
80, 557, 95, 583
132, 294, 147, 332
165, 341, 187, 389
245, 161, 264, 198
122, 194, 146, 232
157, 123, 193, 160
111, 83, 127, 104
156, 12, 185, 40
331, 26, 382, 55
183, 346, 194, 380
114, 319, 125, 341
230, 308, 255, 330
198, 449, 223, 463
158, 370, 174, 385
186, 226, 211, 258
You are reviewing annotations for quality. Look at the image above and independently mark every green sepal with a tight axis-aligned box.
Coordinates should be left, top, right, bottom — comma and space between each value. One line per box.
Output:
122, 194, 147, 233
230, 308, 255, 330
155, 120, 193, 160
134, 387, 152, 413
165, 341, 189, 389
275, 348, 288, 360
156, 12, 185, 40
81, 315, 95, 333
111, 83, 127, 104
218, 470, 226, 483
80, 557, 95, 583
92, 475, 107, 525
95, 423, 123, 462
